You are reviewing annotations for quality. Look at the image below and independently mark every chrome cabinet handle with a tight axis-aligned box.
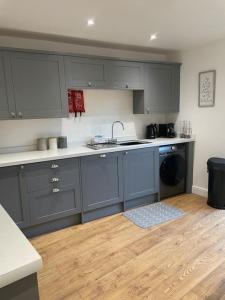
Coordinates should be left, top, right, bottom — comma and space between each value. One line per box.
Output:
51, 177, 59, 183
88, 81, 92, 87
52, 188, 60, 193
51, 164, 59, 169
18, 112, 23, 118
11, 112, 16, 118
100, 154, 106, 158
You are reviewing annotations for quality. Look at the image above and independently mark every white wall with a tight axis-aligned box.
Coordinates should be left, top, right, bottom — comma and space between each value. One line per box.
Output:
0, 90, 166, 153
168, 39, 225, 196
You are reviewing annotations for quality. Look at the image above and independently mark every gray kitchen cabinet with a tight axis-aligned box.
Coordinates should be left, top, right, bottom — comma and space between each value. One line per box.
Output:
21, 158, 81, 225
106, 61, 144, 89
123, 147, 159, 201
64, 56, 107, 88
0, 52, 16, 119
81, 152, 123, 211
0, 166, 29, 228
133, 63, 180, 113
7, 51, 68, 119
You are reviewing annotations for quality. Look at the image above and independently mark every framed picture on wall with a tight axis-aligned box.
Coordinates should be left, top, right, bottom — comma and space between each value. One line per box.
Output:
199, 70, 216, 107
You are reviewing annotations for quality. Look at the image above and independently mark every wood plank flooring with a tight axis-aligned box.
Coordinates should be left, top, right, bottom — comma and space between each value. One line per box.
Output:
31, 194, 225, 300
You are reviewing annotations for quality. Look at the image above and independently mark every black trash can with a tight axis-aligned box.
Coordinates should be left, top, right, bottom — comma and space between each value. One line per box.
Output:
207, 157, 225, 209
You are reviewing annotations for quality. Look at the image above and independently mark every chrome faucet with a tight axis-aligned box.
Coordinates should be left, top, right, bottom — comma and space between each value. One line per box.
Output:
110, 121, 124, 143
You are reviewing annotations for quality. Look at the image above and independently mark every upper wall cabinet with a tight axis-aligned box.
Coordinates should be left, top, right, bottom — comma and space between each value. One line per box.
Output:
105, 61, 144, 90
0, 52, 16, 119
133, 63, 180, 114
64, 56, 107, 88
7, 52, 68, 119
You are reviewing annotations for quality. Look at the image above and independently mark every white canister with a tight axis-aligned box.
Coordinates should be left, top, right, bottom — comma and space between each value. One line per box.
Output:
48, 137, 58, 150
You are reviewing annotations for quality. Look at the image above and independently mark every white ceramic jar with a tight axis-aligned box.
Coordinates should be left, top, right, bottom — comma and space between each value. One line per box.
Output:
48, 137, 58, 150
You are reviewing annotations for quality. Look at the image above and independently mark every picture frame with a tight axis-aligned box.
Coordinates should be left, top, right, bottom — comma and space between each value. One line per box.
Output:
198, 70, 216, 107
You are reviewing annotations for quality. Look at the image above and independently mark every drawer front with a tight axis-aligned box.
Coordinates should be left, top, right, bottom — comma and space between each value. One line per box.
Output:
29, 185, 81, 225
23, 158, 79, 193
21, 158, 81, 225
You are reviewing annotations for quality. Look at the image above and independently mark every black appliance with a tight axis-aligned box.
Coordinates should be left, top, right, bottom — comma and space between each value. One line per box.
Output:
159, 123, 176, 138
159, 144, 186, 199
146, 124, 158, 139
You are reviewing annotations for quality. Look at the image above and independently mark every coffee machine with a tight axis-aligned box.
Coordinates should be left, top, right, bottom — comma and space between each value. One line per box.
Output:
158, 123, 176, 138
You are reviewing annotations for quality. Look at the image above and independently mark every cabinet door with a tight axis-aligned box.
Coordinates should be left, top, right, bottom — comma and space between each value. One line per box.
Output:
8, 51, 68, 118
106, 61, 144, 89
22, 159, 81, 225
81, 152, 123, 212
0, 52, 16, 119
0, 166, 29, 228
123, 147, 159, 201
65, 56, 107, 88
144, 64, 180, 113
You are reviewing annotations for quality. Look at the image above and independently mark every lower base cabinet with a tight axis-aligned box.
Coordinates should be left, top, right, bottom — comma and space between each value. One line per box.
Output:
123, 147, 159, 202
81, 152, 123, 212
21, 158, 81, 225
0, 147, 160, 235
0, 166, 29, 228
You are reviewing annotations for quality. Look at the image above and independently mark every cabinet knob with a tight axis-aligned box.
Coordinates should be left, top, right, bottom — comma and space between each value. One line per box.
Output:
51, 164, 59, 169
20, 165, 24, 170
52, 188, 60, 193
124, 151, 128, 155
126, 84, 129, 88
100, 154, 106, 158
11, 112, 16, 118
88, 81, 92, 87
51, 177, 59, 183
18, 112, 23, 118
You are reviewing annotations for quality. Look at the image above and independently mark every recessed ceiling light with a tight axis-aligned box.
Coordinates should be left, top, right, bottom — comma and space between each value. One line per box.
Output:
150, 33, 157, 41
87, 19, 95, 26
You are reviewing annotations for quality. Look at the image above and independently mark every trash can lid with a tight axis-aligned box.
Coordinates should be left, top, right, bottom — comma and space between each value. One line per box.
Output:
207, 157, 225, 168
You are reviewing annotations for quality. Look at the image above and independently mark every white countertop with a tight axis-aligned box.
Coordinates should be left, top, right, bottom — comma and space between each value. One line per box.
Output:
0, 137, 195, 168
0, 205, 42, 288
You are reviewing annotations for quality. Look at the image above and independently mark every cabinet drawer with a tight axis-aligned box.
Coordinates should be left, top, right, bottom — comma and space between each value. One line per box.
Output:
29, 185, 81, 225
23, 158, 80, 193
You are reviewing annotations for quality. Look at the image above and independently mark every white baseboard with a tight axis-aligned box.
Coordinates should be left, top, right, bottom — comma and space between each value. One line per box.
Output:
192, 185, 208, 198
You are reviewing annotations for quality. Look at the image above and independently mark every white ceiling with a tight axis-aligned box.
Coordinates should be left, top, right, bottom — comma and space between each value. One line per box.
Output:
0, 0, 225, 51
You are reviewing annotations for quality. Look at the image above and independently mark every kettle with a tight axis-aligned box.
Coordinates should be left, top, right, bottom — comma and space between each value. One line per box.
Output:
146, 124, 157, 139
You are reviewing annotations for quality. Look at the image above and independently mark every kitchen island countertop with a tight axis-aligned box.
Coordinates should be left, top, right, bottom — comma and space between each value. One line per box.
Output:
0, 205, 42, 288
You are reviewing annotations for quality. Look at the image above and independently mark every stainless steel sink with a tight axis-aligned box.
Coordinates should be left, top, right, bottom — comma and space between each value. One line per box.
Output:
86, 143, 118, 150
86, 140, 151, 150
117, 140, 151, 146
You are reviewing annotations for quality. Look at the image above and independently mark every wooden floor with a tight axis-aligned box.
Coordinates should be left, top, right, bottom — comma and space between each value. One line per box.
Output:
31, 194, 225, 300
